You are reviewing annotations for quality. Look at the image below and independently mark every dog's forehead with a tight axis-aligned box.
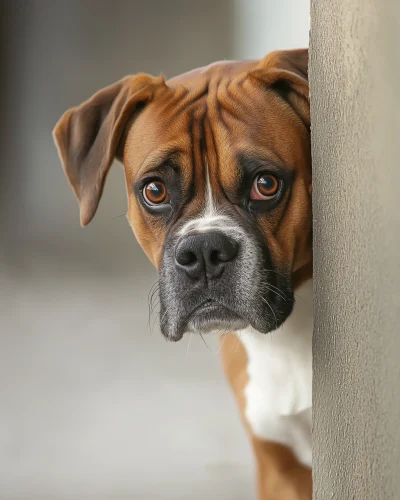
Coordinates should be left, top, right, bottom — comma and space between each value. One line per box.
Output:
124, 60, 309, 179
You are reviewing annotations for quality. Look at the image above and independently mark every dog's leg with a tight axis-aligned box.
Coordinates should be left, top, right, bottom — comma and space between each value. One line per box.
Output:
251, 437, 312, 500
220, 333, 312, 500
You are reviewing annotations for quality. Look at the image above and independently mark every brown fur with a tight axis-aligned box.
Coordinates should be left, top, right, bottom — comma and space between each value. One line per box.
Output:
53, 49, 312, 499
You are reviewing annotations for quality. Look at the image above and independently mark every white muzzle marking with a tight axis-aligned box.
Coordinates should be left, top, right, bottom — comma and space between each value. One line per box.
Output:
178, 160, 233, 235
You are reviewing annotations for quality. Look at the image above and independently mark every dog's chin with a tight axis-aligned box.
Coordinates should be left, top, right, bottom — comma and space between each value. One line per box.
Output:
161, 299, 293, 342
162, 300, 248, 342
186, 301, 249, 334
160, 282, 295, 341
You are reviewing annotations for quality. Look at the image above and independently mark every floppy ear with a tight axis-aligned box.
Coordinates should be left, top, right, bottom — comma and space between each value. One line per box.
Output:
250, 48, 309, 129
53, 74, 166, 226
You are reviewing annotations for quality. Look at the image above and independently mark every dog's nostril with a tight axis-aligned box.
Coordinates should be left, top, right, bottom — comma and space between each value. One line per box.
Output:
213, 239, 239, 263
176, 248, 197, 266
209, 249, 221, 265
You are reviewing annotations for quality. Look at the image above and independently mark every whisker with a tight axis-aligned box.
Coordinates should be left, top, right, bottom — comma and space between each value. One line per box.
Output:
148, 290, 161, 315
261, 296, 278, 331
234, 331, 242, 353
215, 331, 228, 356
148, 298, 160, 319
199, 332, 211, 352
265, 285, 288, 302
264, 268, 289, 279
186, 333, 193, 355
147, 280, 161, 331
293, 292, 311, 308
264, 281, 288, 296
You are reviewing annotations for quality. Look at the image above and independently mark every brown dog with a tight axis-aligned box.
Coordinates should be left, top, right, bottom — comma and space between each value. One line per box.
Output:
53, 48, 312, 499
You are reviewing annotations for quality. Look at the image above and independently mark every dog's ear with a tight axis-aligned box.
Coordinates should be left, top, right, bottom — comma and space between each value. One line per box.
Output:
250, 48, 309, 129
53, 74, 166, 226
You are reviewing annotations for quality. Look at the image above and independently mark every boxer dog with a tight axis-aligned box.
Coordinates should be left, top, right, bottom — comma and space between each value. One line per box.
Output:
53, 48, 312, 500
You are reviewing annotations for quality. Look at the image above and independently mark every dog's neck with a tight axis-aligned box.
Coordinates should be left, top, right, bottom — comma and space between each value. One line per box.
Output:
237, 278, 313, 467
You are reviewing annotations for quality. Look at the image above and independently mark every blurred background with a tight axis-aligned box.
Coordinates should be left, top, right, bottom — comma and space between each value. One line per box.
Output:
0, 1, 309, 498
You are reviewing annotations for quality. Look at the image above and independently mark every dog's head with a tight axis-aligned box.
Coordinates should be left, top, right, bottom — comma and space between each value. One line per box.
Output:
53, 49, 312, 341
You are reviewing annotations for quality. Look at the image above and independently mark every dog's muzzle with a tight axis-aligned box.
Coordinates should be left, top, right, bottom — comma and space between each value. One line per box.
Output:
158, 220, 295, 341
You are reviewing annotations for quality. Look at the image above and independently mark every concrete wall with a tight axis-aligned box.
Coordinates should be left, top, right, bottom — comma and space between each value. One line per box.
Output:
310, 0, 400, 498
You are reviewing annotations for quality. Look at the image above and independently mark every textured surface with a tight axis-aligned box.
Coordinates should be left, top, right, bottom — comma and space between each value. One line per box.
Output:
310, 0, 400, 498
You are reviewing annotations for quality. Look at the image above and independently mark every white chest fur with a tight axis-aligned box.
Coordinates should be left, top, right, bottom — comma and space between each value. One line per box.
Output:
238, 279, 313, 467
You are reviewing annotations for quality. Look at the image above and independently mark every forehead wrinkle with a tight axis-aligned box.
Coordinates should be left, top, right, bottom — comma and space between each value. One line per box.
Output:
203, 114, 231, 204
202, 116, 217, 176
208, 76, 246, 147
204, 89, 243, 199
185, 110, 196, 202
215, 77, 256, 125
151, 85, 187, 118
163, 80, 209, 123
133, 145, 184, 177
165, 93, 201, 123
191, 107, 207, 193
205, 77, 230, 132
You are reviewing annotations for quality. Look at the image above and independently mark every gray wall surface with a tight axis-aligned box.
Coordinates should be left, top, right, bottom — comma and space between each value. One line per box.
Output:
310, 0, 400, 498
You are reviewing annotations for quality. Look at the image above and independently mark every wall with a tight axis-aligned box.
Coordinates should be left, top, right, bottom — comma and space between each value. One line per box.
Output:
310, 0, 400, 498
233, 0, 310, 59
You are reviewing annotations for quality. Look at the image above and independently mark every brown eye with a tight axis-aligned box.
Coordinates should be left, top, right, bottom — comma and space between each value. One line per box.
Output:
250, 173, 281, 200
143, 181, 168, 205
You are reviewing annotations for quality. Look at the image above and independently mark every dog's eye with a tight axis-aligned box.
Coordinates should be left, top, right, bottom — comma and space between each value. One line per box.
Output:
143, 181, 168, 205
250, 173, 281, 200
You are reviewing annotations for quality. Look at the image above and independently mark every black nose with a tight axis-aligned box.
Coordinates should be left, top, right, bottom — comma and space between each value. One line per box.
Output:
175, 231, 239, 281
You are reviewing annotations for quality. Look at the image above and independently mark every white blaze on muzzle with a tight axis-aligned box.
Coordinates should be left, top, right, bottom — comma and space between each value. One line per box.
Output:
178, 159, 233, 236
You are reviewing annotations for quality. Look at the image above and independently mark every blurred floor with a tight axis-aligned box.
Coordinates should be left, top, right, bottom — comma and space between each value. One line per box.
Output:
0, 252, 254, 500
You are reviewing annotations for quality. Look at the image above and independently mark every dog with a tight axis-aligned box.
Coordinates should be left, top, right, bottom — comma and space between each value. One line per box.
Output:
53, 48, 312, 500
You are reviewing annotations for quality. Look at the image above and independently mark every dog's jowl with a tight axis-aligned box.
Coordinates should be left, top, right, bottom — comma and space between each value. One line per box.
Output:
53, 49, 312, 500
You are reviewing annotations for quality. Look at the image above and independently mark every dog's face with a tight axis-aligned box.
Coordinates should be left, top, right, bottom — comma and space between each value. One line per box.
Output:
53, 50, 312, 341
